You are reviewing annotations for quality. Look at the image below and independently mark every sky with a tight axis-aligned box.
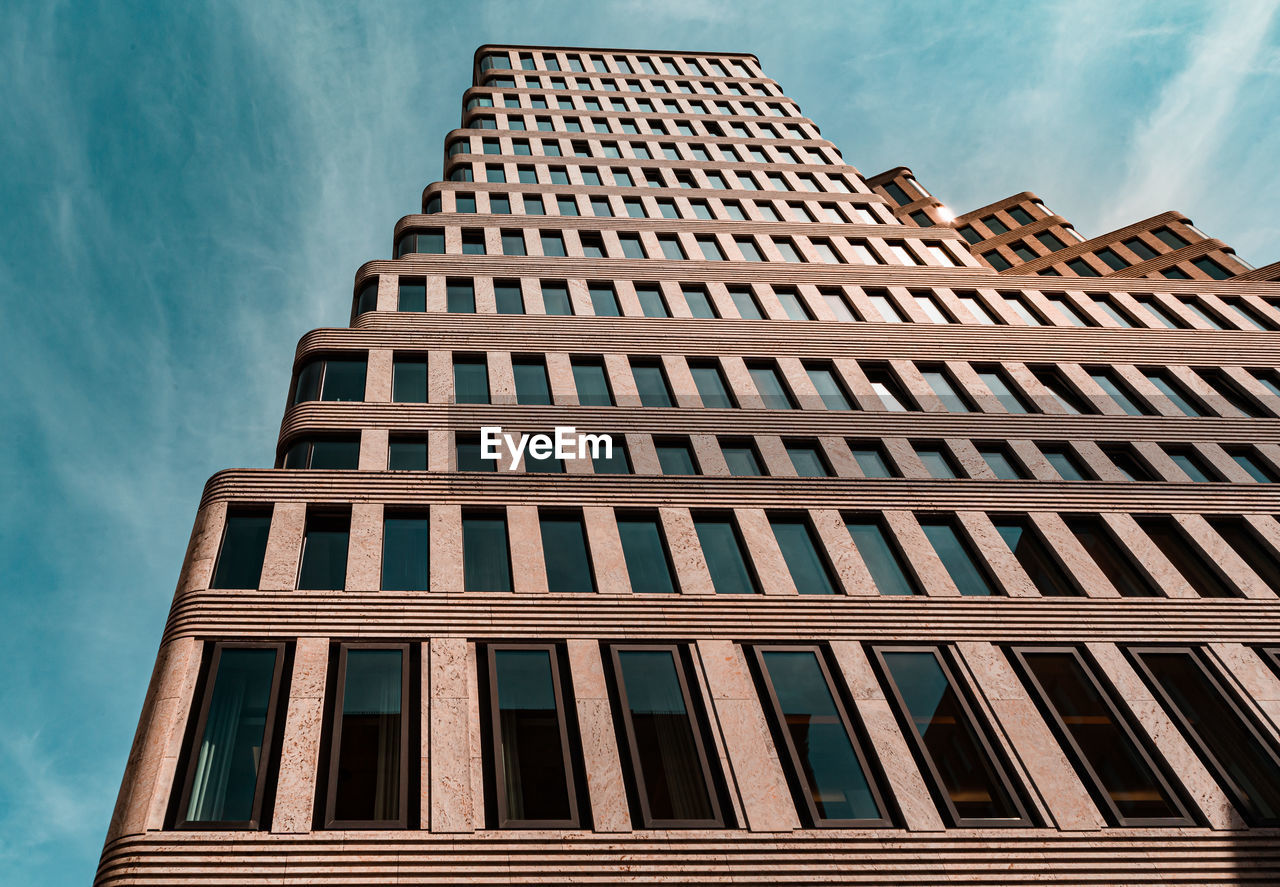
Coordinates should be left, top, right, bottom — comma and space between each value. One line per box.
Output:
0, 0, 1277, 882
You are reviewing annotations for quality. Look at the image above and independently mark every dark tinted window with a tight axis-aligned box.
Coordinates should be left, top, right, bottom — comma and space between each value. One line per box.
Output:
211, 511, 272, 589
617, 514, 678, 594
463, 513, 512, 591
694, 515, 758, 594
381, 515, 429, 591
770, 515, 837, 594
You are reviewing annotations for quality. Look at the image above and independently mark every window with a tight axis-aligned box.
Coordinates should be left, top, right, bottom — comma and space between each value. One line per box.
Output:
1162, 445, 1220, 482
456, 434, 494, 472
721, 439, 764, 476
447, 279, 476, 313
453, 355, 489, 404
913, 292, 950, 323
874, 646, 1030, 825
618, 234, 646, 259
800, 363, 852, 411
461, 231, 486, 255
748, 362, 795, 409
297, 512, 349, 590
1088, 368, 1151, 416
921, 366, 973, 412
1135, 295, 1186, 329
634, 284, 668, 317
655, 438, 699, 475
513, 358, 552, 405
540, 511, 595, 592
729, 287, 763, 319
608, 645, 724, 827
688, 360, 735, 408
392, 357, 427, 403
500, 230, 525, 256
751, 646, 891, 825
381, 513, 429, 591
694, 514, 759, 594
1221, 298, 1274, 331
294, 357, 366, 404
1206, 518, 1280, 593
957, 292, 1000, 325
557, 196, 579, 217
1143, 370, 1205, 417
1154, 227, 1188, 249
388, 436, 427, 471
864, 365, 913, 412
977, 444, 1028, 480
984, 251, 1012, 271
1065, 514, 1161, 597
919, 517, 999, 596
1032, 367, 1093, 414
1067, 257, 1101, 277
397, 277, 425, 312
1095, 248, 1128, 271
571, 358, 613, 406
592, 438, 630, 475
734, 236, 763, 262
972, 367, 1032, 414
617, 513, 678, 594
1131, 647, 1280, 825
1091, 294, 1134, 327
588, 283, 620, 316
774, 287, 812, 320
211, 510, 272, 589
845, 516, 920, 596
657, 235, 686, 260
867, 291, 905, 323
1124, 237, 1159, 261
1010, 242, 1037, 262
540, 282, 572, 315
774, 238, 804, 262
1036, 231, 1067, 251
822, 289, 858, 322
282, 437, 360, 470
495, 280, 524, 315
1040, 444, 1092, 481
323, 645, 410, 828
915, 443, 960, 479
541, 232, 567, 257
631, 360, 674, 407
175, 643, 285, 828
1102, 443, 1158, 481
463, 512, 512, 591
786, 441, 830, 478
1135, 515, 1236, 598
484, 644, 581, 827
769, 515, 837, 594
683, 286, 717, 318
524, 431, 563, 473
1227, 447, 1279, 482
849, 442, 898, 478
992, 516, 1080, 596
1011, 648, 1191, 825
958, 225, 981, 244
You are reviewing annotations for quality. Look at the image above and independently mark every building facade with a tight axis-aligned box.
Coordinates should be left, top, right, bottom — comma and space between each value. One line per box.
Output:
98, 44, 1280, 884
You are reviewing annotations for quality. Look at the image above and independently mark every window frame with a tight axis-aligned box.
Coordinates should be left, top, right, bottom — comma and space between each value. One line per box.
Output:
748, 644, 893, 827
323, 642, 412, 829
1009, 645, 1194, 827
173, 641, 287, 830
484, 642, 582, 829
871, 644, 1033, 827
606, 643, 726, 828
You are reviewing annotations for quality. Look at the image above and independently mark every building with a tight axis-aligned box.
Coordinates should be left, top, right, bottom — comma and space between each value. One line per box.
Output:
97, 44, 1280, 884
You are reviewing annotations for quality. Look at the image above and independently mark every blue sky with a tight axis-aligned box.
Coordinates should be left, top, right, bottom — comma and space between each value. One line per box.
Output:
1, 1, 1277, 882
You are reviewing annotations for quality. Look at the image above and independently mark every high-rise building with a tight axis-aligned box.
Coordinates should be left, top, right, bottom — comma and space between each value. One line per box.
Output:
98, 44, 1280, 884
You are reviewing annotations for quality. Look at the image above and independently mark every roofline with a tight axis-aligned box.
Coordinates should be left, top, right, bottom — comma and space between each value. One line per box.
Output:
472, 43, 761, 66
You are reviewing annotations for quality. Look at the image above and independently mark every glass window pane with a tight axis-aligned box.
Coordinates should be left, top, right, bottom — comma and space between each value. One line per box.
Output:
614, 648, 717, 823
770, 517, 836, 594
846, 518, 919, 596
212, 513, 271, 589
514, 360, 552, 405
749, 364, 793, 409
1089, 370, 1146, 416
759, 649, 883, 822
694, 516, 758, 594
979, 448, 1022, 479
992, 517, 1079, 596
635, 285, 668, 317
592, 440, 630, 474
787, 443, 829, 477
331, 648, 403, 823
1066, 515, 1160, 597
920, 519, 998, 596
1017, 649, 1187, 824
807, 367, 852, 410
1136, 516, 1236, 598
1207, 518, 1280, 593
454, 358, 489, 404
491, 647, 575, 824
850, 446, 895, 478
308, 439, 360, 470
1135, 649, 1280, 824
656, 441, 697, 475
539, 514, 595, 592
393, 360, 428, 403
464, 515, 512, 591
495, 282, 524, 314
321, 359, 366, 402
878, 649, 1026, 823
382, 516, 429, 591
730, 288, 762, 319
447, 280, 476, 313
1043, 446, 1087, 480
572, 361, 613, 406
690, 363, 734, 408
618, 516, 678, 594
632, 363, 673, 407
182, 647, 280, 824
1145, 371, 1204, 417
916, 446, 957, 479
589, 285, 620, 316
722, 443, 763, 476
397, 280, 426, 312
978, 370, 1029, 413
298, 514, 348, 590
388, 439, 428, 471
684, 287, 716, 318
923, 369, 970, 412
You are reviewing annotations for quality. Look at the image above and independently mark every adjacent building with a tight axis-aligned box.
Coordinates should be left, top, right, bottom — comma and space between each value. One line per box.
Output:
98, 44, 1280, 884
